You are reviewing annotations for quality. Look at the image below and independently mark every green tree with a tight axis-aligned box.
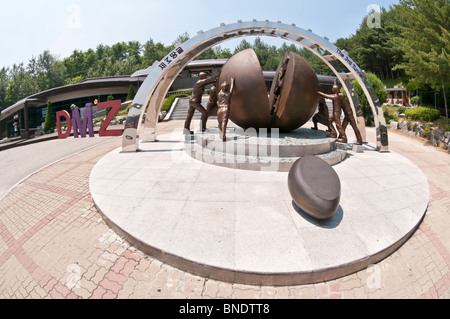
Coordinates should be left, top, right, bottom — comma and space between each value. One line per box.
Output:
173, 32, 190, 46
142, 39, 172, 67
44, 100, 55, 133
105, 95, 115, 117
393, 0, 449, 123
196, 48, 217, 60
334, 6, 405, 81
352, 72, 388, 123
4, 63, 37, 107
0, 67, 9, 111
126, 85, 136, 101
29, 51, 67, 92
215, 46, 232, 59
233, 39, 252, 54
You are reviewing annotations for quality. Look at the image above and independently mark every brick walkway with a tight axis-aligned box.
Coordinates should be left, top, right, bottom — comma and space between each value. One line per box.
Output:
0, 121, 449, 299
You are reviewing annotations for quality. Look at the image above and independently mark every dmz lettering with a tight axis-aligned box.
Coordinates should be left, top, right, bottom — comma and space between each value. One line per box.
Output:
56, 100, 123, 139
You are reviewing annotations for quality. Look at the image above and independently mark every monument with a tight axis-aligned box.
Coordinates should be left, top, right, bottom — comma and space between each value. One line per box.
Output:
185, 49, 344, 219
184, 72, 218, 134
187, 49, 348, 173
217, 78, 235, 141
311, 96, 332, 135
318, 84, 363, 145
215, 49, 319, 132
91, 21, 429, 287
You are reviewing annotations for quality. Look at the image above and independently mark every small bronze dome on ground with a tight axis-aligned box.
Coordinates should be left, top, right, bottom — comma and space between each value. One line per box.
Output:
288, 155, 341, 220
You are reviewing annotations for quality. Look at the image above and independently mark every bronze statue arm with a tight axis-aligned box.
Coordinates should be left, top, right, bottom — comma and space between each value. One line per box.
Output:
318, 91, 336, 100
204, 76, 218, 86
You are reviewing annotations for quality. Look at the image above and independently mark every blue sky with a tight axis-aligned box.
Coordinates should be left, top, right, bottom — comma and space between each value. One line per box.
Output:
0, 0, 399, 69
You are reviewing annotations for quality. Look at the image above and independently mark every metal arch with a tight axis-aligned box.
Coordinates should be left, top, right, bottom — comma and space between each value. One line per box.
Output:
122, 20, 388, 152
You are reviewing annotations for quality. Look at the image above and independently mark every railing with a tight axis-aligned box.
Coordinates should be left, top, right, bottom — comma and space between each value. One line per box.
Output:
165, 89, 192, 98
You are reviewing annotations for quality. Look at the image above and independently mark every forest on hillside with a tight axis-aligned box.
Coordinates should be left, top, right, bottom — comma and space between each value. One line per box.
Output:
0, 0, 448, 118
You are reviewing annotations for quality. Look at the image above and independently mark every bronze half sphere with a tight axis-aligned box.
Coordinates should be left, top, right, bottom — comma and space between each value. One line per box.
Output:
217, 49, 319, 132
288, 155, 341, 220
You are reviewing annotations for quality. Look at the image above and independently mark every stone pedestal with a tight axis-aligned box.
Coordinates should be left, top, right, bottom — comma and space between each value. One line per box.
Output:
352, 144, 364, 153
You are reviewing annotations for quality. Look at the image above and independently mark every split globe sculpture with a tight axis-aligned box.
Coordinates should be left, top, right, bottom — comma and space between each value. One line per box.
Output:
216, 49, 320, 132
185, 48, 344, 219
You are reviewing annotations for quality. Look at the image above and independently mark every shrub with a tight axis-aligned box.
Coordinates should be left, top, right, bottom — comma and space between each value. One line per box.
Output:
44, 100, 56, 133
352, 72, 388, 121
410, 96, 420, 106
383, 105, 397, 118
161, 94, 189, 112
405, 107, 441, 122
126, 85, 136, 101
105, 95, 115, 117
398, 106, 406, 115
421, 125, 432, 138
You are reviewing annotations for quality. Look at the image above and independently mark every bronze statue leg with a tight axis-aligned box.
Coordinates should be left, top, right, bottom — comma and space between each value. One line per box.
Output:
328, 115, 337, 138
334, 112, 347, 143
221, 119, 228, 140
312, 114, 319, 130
348, 116, 363, 145
185, 102, 208, 132
184, 104, 196, 132
194, 103, 208, 132
217, 109, 228, 140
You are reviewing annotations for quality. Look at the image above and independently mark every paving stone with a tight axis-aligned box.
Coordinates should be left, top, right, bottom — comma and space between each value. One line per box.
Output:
0, 122, 448, 299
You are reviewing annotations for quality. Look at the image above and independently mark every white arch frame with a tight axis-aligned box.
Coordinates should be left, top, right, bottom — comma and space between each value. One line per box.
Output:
122, 20, 388, 152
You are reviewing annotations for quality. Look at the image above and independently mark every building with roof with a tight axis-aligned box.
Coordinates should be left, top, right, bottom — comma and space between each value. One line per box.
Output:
386, 86, 410, 107
0, 59, 336, 140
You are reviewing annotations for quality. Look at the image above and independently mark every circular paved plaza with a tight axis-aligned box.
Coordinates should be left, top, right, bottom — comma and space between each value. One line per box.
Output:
0, 121, 449, 299
90, 127, 429, 286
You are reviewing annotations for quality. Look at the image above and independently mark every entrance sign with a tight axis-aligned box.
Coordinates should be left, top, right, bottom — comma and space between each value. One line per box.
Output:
97, 100, 123, 137
72, 104, 94, 138
56, 100, 123, 139
122, 20, 388, 153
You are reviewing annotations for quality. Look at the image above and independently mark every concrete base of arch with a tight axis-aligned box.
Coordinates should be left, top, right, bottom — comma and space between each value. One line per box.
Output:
91, 126, 428, 286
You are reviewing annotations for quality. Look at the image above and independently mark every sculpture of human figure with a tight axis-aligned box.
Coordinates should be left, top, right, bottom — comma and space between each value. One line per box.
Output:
312, 96, 333, 136
184, 72, 217, 134
318, 85, 347, 143
217, 78, 235, 141
206, 85, 218, 118
340, 94, 363, 145
271, 55, 290, 116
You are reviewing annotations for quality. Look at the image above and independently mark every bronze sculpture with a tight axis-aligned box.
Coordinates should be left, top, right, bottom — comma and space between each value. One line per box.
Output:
217, 78, 235, 141
218, 49, 319, 132
269, 52, 319, 132
218, 49, 271, 129
184, 72, 218, 134
311, 96, 332, 135
271, 55, 290, 116
340, 94, 363, 145
318, 85, 347, 143
288, 155, 341, 220
206, 85, 218, 118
